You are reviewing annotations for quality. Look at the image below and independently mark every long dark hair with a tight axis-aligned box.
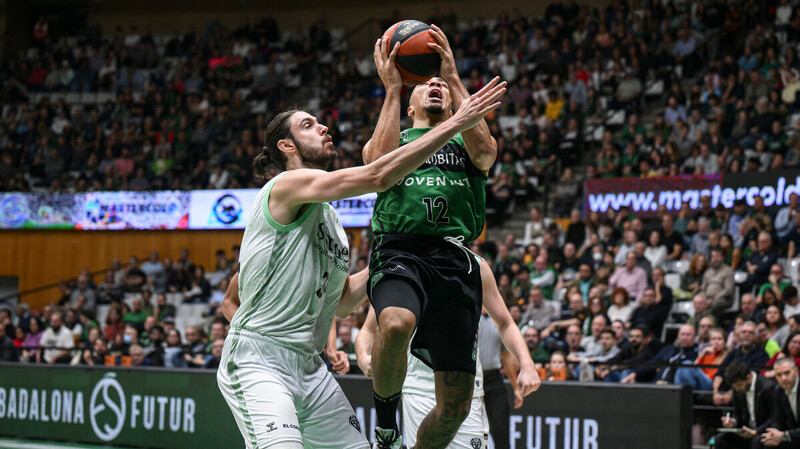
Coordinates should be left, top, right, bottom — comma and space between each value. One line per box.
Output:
253, 109, 301, 178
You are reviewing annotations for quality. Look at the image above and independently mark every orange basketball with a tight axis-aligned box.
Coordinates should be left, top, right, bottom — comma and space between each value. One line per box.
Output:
382, 20, 441, 86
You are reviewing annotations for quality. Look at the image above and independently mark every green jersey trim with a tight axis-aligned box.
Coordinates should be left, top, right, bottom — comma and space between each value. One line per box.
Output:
262, 174, 320, 232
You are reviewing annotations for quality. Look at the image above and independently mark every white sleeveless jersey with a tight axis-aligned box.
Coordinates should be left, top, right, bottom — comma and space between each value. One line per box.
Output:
402, 347, 484, 399
231, 172, 350, 357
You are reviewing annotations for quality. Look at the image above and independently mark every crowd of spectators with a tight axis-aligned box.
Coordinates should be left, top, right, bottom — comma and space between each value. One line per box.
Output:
0, 0, 798, 220
5, 0, 800, 445
0, 247, 235, 369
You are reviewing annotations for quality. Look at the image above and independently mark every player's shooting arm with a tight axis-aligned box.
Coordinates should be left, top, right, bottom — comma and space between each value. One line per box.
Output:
336, 269, 369, 319
428, 24, 497, 172
362, 39, 403, 164
221, 272, 240, 322
480, 261, 541, 400
272, 78, 505, 207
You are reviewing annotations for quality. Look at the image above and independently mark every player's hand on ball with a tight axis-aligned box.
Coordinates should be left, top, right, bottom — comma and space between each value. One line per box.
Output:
374, 38, 402, 90
451, 76, 506, 132
427, 24, 457, 81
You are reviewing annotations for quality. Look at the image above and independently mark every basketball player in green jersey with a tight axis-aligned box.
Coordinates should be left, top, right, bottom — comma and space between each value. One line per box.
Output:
365, 26, 529, 449
215, 36, 507, 447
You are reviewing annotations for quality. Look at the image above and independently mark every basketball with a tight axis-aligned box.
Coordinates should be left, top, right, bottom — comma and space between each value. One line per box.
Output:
382, 20, 441, 86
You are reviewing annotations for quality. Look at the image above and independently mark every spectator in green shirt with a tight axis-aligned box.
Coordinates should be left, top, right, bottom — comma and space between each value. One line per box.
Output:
122, 297, 149, 332
523, 326, 551, 364
757, 263, 790, 305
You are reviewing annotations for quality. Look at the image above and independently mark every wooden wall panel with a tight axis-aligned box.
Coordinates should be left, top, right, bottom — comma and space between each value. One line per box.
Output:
0, 230, 244, 307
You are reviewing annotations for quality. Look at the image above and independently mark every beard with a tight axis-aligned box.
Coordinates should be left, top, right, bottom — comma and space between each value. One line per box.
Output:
424, 103, 446, 116
296, 138, 336, 170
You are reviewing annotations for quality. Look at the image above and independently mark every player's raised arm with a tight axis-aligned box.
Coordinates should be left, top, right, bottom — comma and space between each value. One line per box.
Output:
363, 38, 403, 164
270, 77, 506, 215
428, 24, 497, 172
480, 261, 541, 401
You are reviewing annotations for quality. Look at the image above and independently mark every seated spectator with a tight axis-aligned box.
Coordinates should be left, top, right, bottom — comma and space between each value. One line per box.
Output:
124, 256, 147, 292
766, 305, 791, 347
574, 315, 609, 357
122, 297, 149, 332
163, 328, 187, 368
564, 209, 586, 247
676, 253, 707, 301
204, 338, 224, 369
97, 270, 122, 304
208, 258, 232, 288
660, 215, 685, 261
674, 327, 730, 391
541, 292, 586, 340
622, 324, 697, 384
762, 357, 800, 447
687, 294, 713, 330
775, 193, 799, 243
184, 266, 211, 302
713, 321, 770, 406
605, 324, 656, 382
607, 287, 636, 323
183, 326, 207, 368
129, 343, 149, 367
140, 251, 166, 292
522, 326, 550, 364
695, 316, 717, 353
739, 293, 764, 323
545, 351, 575, 381
559, 263, 595, 304
630, 288, 670, 342
689, 218, 713, 258
569, 326, 619, 364
757, 264, 790, 306
20, 317, 44, 363
582, 296, 608, 336
763, 331, 800, 376
206, 319, 227, 353
609, 252, 648, 301
67, 273, 96, 314
82, 336, 108, 366
614, 230, 638, 266
37, 312, 75, 365
520, 287, 557, 332
784, 287, 800, 319
143, 325, 165, 367
522, 206, 551, 247
530, 255, 556, 299
743, 231, 778, 294
153, 293, 176, 321
63, 308, 83, 343
702, 248, 735, 322
645, 230, 668, 271
713, 362, 778, 449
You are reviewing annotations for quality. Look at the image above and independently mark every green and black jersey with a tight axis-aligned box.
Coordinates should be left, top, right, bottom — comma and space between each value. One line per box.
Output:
371, 127, 487, 243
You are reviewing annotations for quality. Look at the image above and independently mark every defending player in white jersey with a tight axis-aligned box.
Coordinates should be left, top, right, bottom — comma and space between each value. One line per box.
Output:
354, 260, 537, 449
215, 40, 507, 448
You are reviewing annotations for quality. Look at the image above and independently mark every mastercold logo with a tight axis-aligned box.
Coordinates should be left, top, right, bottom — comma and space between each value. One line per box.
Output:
90, 373, 126, 441
212, 193, 243, 225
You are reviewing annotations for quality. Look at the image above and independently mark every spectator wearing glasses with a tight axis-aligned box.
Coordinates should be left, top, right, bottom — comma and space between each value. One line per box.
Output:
713, 321, 770, 406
